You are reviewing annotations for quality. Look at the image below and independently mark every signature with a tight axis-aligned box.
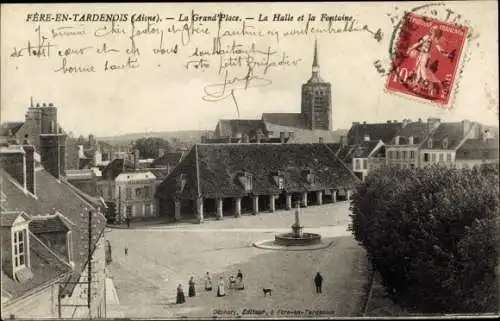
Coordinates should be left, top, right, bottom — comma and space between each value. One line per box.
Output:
202, 63, 272, 102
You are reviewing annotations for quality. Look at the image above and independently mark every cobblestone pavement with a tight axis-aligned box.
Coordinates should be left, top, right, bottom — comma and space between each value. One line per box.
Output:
106, 202, 372, 318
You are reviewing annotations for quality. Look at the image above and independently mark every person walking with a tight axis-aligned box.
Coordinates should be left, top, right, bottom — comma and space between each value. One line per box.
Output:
188, 276, 196, 297
124, 247, 128, 256
205, 272, 213, 291
176, 284, 186, 304
314, 272, 323, 293
237, 269, 243, 282
216, 276, 226, 297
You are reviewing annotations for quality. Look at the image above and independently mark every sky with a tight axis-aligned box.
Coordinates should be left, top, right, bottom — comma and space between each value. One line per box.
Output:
1, 2, 498, 137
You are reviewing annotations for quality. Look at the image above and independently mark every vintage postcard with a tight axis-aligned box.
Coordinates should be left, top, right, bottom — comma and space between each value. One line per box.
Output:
0, 1, 498, 320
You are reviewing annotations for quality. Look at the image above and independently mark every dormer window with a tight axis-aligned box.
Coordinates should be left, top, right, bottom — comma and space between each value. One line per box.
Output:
272, 171, 285, 190
303, 169, 315, 185
1, 212, 33, 283
427, 138, 433, 149
442, 137, 449, 149
237, 171, 253, 192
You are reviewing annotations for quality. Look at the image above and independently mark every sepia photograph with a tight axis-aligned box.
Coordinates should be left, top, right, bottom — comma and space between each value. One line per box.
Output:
0, 1, 499, 319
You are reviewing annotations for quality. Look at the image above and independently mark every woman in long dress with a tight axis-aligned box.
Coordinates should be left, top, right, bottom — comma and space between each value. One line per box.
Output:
188, 276, 196, 297
217, 276, 226, 297
176, 284, 186, 304
205, 272, 213, 291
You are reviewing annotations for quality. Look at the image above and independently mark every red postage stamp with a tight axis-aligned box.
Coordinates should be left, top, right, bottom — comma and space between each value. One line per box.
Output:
386, 13, 469, 106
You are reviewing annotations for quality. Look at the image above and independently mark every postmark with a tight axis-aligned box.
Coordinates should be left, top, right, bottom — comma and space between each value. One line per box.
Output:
385, 12, 469, 107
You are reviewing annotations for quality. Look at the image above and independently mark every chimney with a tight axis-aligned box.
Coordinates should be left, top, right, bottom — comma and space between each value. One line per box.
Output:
427, 118, 441, 130
409, 136, 414, 145
318, 137, 324, 144
395, 136, 400, 145
280, 132, 285, 143
461, 120, 472, 139
0, 144, 26, 191
387, 120, 391, 124
22, 144, 35, 194
340, 136, 346, 147
418, 118, 422, 123
133, 149, 140, 169
363, 135, 370, 142
363, 121, 367, 125
40, 133, 66, 179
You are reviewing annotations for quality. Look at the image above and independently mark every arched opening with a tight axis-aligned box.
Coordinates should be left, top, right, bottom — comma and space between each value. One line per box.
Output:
259, 195, 269, 212
307, 191, 317, 206
181, 199, 195, 217
222, 198, 233, 216
275, 192, 287, 210
241, 196, 253, 215
203, 198, 217, 218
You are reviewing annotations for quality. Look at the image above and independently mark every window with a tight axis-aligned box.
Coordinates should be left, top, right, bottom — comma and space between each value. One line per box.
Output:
355, 159, 360, 169
135, 188, 142, 198
144, 186, 152, 198
126, 205, 132, 217
410, 151, 415, 159
431, 153, 436, 163
439, 153, 444, 162
402, 151, 407, 160
410, 164, 415, 168
424, 153, 430, 162
446, 153, 452, 162
14, 230, 26, 268
396, 151, 400, 160
363, 159, 368, 170
126, 188, 132, 200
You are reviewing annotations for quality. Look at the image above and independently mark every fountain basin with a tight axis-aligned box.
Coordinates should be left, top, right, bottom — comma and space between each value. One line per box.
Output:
274, 232, 322, 246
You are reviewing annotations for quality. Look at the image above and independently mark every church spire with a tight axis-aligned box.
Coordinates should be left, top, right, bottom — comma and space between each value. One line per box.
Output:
312, 39, 320, 76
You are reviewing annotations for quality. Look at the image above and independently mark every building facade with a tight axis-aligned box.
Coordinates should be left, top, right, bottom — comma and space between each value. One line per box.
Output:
1, 136, 108, 319
156, 144, 359, 223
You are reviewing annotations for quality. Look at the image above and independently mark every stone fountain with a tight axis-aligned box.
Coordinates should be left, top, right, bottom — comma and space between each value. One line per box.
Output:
274, 203, 322, 246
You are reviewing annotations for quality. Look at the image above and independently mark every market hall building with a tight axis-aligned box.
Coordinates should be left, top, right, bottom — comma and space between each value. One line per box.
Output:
155, 143, 360, 223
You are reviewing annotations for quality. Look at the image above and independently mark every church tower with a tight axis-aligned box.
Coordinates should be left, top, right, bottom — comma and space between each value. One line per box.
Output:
301, 40, 332, 131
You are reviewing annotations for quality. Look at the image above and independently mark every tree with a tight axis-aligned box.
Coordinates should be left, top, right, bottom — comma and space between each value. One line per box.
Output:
350, 163, 499, 314
132, 137, 172, 159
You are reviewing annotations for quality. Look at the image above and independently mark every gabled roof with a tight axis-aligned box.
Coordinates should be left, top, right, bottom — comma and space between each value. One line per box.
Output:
351, 140, 382, 158
455, 138, 499, 160
0, 122, 24, 137
156, 144, 359, 200
263, 123, 342, 143
420, 122, 466, 150
116, 171, 156, 182
262, 113, 308, 129
101, 158, 124, 180
29, 214, 70, 234
0, 211, 31, 227
1, 233, 72, 301
348, 122, 403, 144
214, 119, 266, 138
0, 167, 106, 296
